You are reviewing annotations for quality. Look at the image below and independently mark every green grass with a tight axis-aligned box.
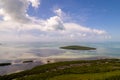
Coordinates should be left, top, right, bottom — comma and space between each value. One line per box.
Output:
0, 59, 120, 80
48, 70, 120, 80
60, 45, 96, 50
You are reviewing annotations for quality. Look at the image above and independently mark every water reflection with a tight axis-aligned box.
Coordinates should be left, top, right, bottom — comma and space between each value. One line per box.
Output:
0, 62, 42, 75
27, 48, 65, 57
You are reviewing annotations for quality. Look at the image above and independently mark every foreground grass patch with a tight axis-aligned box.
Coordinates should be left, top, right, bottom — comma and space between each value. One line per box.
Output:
48, 70, 120, 80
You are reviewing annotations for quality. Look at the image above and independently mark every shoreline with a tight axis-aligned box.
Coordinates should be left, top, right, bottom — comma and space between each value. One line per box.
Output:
0, 56, 116, 76
1, 58, 120, 80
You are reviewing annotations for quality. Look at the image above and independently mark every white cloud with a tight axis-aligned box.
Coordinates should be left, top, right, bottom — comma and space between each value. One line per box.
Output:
0, 0, 110, 42
0, 0, 29, 23
62, 23, 109, 41
0, 0, 40, 23
43, 16, 65, 31
0, 21, 109, 42
54, 8, 63, 17
28, 0, 40, 8
54, 8, 71, 22
64, 23, 106, 35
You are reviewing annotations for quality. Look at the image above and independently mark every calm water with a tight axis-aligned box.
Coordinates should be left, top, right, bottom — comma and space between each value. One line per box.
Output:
0, 42, 120, 75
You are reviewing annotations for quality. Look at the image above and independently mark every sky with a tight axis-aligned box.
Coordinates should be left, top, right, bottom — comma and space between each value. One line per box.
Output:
0, 0, 119, 42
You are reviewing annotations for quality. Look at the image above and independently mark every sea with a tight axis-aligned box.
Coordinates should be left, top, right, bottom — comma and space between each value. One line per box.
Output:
0, 42, 120, 75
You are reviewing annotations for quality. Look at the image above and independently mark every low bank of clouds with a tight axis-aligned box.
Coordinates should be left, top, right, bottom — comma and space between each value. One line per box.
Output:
0, 0, 110, 42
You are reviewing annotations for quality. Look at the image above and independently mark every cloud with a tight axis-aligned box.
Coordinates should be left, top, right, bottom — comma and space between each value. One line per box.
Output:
28, 0, 40, 8
54, 8, 64, 17
0, 0, 29, 23
43, 16, 65, 31
0, 0, 110, 42
0, 0, 64, 31
64, 23, 106, 35
63, 23, 109, 41
54, 8, 71, 22
0, 21, 109, 42
0, 0, 40, 23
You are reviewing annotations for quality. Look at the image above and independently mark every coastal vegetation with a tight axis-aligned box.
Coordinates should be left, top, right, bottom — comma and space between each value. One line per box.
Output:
0, 59, 120, 80
60, 45, 96, 50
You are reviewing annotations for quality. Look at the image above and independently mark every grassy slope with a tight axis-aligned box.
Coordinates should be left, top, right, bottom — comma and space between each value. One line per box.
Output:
0, 59, 120, 80
49, 71, 120, 80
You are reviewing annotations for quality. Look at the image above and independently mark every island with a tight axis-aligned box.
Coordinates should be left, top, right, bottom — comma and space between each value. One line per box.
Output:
0, 63, 11, 66
60, 45, 96, 50
23, 60, 33, 63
